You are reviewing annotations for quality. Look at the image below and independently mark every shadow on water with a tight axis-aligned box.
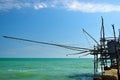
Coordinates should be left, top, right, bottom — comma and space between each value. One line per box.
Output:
67, 73, 94, 80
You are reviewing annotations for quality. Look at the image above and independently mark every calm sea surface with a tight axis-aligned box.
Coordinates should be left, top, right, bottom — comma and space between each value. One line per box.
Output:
0, 58, 94, 80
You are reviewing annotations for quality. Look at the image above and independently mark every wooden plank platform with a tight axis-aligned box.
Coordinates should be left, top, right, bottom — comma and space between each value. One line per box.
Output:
103, 69, 117, 80
94, 69, 118, 80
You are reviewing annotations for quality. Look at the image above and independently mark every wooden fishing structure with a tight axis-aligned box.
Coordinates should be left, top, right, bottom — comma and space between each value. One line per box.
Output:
3, 17, 120, 80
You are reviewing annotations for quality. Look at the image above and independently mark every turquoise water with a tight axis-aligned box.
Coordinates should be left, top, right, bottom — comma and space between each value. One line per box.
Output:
0, 58, 94, 80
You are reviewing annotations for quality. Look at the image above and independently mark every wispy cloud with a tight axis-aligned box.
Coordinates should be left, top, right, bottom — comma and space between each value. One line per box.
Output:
64, 0, 120, 13
34, 3, 47, 10
0, 0, 31, 11
0, 0, 120, 13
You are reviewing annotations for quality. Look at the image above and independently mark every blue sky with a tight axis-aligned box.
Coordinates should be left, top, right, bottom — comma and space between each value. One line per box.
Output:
1, 0, 120, 58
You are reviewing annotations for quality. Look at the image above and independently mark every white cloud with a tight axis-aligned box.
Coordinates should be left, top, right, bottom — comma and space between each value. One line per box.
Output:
0, 0, 120, 13
34, 3, 47, 10
0, 0, 31, 11
64, 1, 120, 13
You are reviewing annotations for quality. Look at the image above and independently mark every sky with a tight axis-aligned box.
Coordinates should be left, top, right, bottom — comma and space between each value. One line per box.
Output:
1, 0, 120, 58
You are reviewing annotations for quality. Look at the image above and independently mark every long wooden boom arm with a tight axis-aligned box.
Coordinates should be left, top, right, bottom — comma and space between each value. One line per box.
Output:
3, 36, 92, 52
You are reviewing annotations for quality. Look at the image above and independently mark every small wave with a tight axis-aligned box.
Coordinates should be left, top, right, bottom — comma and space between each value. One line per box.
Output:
8, 69, 28, 72
8, 69, 37, 72
98, 68, 102, 72
7, 68, 47, 73
68, 73, 93, 80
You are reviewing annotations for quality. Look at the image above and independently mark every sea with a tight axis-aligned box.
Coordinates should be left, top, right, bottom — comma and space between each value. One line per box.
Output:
0, 58, 94, 80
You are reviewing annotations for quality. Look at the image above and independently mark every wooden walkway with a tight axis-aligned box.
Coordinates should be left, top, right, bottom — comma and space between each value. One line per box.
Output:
94, 69, 118, 80
102, 69, 118, 80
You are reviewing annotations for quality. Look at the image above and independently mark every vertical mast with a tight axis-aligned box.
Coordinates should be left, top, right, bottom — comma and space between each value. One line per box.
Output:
117, 29, 120, 80
112, 24, 116, 41
101, 16, 106, 49
100, 16, 106, 73
119, 29, 120, 42
100, 17, 105, 42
